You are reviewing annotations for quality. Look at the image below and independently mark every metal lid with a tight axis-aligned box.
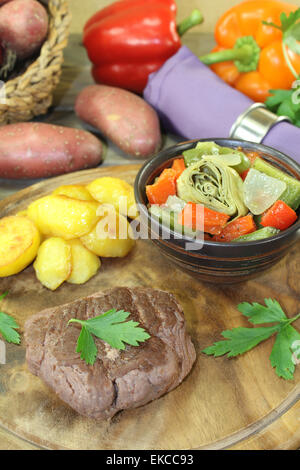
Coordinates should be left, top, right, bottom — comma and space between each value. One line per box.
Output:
229, 103, 291, 143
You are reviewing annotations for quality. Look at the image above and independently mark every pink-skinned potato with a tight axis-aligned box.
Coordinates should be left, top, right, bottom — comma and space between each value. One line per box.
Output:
75, 84, 162, 159
0, 122, 103, 179
0, 0, 48, 59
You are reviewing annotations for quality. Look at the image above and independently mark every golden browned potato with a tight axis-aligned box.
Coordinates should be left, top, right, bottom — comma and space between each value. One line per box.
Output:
15, 210, 28, 217
33, 237, 72, 290
0, 216, 40, 277
67, 239, 101, 285
27, 195, 100, 240
80, 210, 135, 258
87, 177, 138, 219
52, 184, 95, 201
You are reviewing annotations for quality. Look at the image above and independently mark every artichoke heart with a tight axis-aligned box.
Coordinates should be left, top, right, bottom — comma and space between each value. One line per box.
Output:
177, 156, 247, 217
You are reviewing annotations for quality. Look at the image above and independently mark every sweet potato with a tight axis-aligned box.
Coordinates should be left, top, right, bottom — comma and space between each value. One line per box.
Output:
75, 84, 162, 159
0, 0, 48, 60
0, 122, 103, 179
0, 215, 40, 277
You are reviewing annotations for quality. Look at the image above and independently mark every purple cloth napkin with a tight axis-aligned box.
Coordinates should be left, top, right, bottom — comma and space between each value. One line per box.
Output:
143, 46, 300, 164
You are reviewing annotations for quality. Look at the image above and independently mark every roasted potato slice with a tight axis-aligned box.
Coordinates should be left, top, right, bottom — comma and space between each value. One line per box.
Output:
87, 177, 138, 219
67, 239, 101, 285
27, 195, 100, 240
81, 209, 135, 258
15, 210, 28, 217
34, 237, 72, 290
52, 184, 95, 201
0, 216, 40, 277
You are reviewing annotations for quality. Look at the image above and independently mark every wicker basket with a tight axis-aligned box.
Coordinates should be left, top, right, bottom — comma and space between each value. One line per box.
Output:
0, 0, 71, 125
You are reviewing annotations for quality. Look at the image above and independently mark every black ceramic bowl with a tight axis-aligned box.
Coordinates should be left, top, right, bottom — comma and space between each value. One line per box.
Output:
134, 138, 300, 284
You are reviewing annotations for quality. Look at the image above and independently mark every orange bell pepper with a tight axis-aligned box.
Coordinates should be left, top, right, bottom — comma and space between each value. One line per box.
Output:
200, 0, 300, 102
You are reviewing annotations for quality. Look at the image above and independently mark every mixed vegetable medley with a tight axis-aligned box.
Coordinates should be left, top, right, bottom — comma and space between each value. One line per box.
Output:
146, 142, 300, 243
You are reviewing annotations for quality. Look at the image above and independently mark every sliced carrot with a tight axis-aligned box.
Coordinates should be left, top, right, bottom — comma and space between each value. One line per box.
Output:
178, 202, 230, 235
171, 158, 186, 179
213, 215, 257, 242
261, 200, 297, 231
146, 168, 177, 205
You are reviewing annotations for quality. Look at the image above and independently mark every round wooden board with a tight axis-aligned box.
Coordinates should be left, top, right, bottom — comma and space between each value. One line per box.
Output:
0, 164, 299, 451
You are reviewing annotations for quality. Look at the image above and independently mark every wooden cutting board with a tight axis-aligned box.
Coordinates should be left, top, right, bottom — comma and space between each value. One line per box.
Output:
0, 164, 299, 451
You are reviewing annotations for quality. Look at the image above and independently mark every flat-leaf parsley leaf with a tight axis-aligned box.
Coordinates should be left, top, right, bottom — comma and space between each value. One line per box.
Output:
203, 299, 300, 380
0, 292, 20, 344
69, 308, 151, 365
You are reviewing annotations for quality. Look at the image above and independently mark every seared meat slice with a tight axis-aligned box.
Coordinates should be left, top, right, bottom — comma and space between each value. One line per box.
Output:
24, 287, 196, 420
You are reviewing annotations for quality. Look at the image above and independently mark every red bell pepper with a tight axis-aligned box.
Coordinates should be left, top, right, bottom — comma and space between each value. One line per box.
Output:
213, 215, 257, 242
146, 159, 185, 205
171, 158, 186, 179
146, 168, 177, 205
241, 169, 250, 181
83, 0, 203, 93
178, 202, 230, 235
240, 151, 259, 180
261, 200, 297, 230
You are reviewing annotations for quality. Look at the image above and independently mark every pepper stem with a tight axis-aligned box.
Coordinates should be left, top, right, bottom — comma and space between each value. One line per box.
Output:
200, 36, 261, 73
177, 9, 204, 37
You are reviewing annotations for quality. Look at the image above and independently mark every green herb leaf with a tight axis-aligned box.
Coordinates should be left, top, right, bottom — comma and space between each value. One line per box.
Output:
0, 291, 9, 301
265, 89, 293, 109
0, 293, 20, 345
69, 309, 151, 365
0, 312, 20, 344
202, 325, 280, 358
282, 10, 300, 54
263, 8, 300, 80
263, 8, 300, 54
203, 300, 300, 380
285, 34, 300, 55
269, 324, 300, 380
75, 326, 98, 365
265, 87, 300, 127
280, 9, 300, 32
238, 298, 287, 324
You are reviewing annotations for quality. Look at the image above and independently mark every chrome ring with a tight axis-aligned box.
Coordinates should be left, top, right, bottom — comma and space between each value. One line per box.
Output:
229, 103, 291, 143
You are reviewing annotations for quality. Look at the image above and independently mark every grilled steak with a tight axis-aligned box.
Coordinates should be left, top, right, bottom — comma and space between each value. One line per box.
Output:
24, 287, 196, 420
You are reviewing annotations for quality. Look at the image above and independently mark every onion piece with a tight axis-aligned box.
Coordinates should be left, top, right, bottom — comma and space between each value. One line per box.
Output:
243, 169, 287, 215
164, 195, 186, 213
